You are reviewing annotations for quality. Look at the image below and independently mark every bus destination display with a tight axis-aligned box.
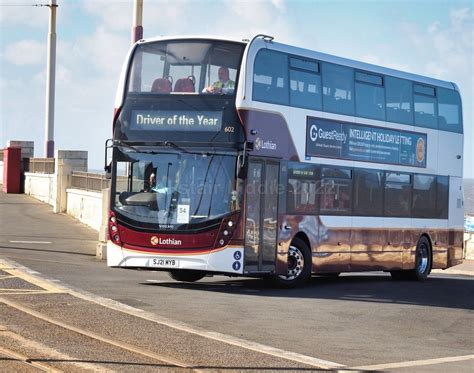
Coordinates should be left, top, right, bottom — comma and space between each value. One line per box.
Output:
131, 110, 223, 132
306, 117, 427, 167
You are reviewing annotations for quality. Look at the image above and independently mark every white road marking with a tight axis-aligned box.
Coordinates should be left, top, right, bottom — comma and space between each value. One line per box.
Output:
0, 297, 191, 369
352, 354, 474, 370
9, 240, 52, 244
0, 326, 110, 372
0, 258, 345, 370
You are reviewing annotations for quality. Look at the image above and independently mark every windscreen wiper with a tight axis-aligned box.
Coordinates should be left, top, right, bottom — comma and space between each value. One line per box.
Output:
115, 141, 162, 155
163, 141, 199, 155
114, 141, 140, 153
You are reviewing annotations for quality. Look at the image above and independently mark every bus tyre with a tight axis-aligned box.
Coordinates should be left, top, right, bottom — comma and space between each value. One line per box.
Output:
390, 236, 432, 281
168, 270, 206, 283
272, 237, 312, 288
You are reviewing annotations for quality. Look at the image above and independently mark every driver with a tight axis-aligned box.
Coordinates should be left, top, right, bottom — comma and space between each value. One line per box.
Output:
204, 66, 235, 94
144, 172, 167, 193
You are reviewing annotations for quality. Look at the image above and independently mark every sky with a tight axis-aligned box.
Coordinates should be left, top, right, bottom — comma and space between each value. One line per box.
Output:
0, 0, 473, 177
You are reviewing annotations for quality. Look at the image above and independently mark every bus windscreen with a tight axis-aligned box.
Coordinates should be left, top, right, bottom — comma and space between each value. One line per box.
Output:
127, 40, 244, 95
113, 149, 238, 227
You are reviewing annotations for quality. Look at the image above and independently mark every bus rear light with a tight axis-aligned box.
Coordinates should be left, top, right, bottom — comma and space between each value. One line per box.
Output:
215, 213, 239, 248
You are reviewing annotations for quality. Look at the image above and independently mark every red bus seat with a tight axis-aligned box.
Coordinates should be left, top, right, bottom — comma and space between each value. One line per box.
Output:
151, 78, 172, 93
174, 77, 195, 93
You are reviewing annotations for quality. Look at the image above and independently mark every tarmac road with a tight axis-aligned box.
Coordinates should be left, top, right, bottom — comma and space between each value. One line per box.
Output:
1, 191, 473, 372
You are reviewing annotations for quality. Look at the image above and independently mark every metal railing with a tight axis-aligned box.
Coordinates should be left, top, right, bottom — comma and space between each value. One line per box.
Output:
71, 171, 110, 192
29, 158, 55, 174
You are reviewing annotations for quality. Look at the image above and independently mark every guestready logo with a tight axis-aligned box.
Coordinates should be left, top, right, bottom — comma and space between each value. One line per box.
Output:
309, 123, 347, 144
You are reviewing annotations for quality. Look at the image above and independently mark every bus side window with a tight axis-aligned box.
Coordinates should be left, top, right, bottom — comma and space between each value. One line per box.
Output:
253, 49, 289, 105
286, 163, 318, 214
384, 173, 412, 217
438, 88, 463, 133
353, 169, 383, 216
319, 167, 352, 215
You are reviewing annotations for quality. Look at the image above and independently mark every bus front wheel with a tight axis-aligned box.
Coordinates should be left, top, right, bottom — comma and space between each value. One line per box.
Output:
168, 270, 206, 283
272, 237, 312, 288
390, 236, 432, 281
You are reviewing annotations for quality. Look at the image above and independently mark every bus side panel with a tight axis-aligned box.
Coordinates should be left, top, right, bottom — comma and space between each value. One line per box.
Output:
315, 216, 351, 273
430, 229, 449, 269
448, 176, 464, 267
438, 132, 463, 177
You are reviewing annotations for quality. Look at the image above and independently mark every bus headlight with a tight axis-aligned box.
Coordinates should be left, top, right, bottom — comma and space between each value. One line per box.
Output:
215, 213, 239, 248
108, 211, 122, 245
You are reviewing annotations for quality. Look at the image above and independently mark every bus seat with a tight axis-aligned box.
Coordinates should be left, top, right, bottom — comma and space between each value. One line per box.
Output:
438, 115, 447, 127
174, 77, 195, 93
151, 78, 172, 93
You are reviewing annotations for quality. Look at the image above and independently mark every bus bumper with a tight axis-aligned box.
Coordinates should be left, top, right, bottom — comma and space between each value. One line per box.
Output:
106, 241, 244, 275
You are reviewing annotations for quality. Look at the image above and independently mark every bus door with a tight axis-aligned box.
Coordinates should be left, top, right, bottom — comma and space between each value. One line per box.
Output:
244, 158, 279, 273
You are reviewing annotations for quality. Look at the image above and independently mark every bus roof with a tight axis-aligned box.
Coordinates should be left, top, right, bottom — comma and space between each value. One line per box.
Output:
136, 34, 248, 46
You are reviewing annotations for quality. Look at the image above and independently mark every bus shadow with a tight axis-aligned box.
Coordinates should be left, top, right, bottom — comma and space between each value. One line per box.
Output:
145, 273, 474, 311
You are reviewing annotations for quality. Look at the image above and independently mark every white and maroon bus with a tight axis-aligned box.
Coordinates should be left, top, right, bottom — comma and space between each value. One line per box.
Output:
106, 35, 464, 287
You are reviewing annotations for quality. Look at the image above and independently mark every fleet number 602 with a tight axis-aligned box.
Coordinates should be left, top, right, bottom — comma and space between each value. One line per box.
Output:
224, 126, 235, 133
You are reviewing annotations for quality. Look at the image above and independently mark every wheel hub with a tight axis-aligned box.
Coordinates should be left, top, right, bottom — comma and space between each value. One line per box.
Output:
279, 245, 304, 281
417, 243, 429, 274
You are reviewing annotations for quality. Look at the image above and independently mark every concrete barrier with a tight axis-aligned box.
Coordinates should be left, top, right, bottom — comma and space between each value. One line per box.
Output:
53, 150, 87, 213
24, 172, 54, 205
465, 233, 474, 260
66, 188, 103, 232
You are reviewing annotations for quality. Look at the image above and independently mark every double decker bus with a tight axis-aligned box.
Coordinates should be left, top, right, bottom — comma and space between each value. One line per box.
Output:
106, 34, 464, 287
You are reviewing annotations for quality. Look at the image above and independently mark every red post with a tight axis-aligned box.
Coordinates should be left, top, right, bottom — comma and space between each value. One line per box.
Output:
3, 147, 22, 193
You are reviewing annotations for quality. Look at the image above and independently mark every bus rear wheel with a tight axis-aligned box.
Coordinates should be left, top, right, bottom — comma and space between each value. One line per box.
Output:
390, 236, 432, 281
168, 270, 206, 283
271, 237, 312, 288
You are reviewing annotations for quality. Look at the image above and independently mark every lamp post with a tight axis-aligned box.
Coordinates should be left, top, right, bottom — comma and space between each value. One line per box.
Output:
132, 0, 143, 44
44, 0, 57, 158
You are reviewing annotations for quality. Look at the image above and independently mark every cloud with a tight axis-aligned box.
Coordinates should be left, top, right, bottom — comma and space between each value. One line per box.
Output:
358, 54, 411, 73
0, 4, 48, 28
402, 7, 473, 81
450, 7, 471, 29
4, 40, 46, 66
75, 26, 129, 77
82, 0, 132, 32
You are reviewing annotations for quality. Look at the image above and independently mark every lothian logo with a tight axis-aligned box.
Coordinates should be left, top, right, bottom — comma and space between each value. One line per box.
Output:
150, 236, 182, 246
254, 137, 276, 151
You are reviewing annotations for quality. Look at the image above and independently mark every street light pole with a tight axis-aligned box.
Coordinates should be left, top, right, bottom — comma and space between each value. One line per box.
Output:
44, 0, 57, 158
132, 0, 143, 44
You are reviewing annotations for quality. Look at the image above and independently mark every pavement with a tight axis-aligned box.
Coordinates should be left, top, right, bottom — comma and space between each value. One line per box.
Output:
432, 259, 474, 276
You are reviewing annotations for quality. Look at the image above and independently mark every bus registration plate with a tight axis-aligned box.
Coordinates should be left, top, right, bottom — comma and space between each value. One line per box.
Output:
150, 258, 179, 268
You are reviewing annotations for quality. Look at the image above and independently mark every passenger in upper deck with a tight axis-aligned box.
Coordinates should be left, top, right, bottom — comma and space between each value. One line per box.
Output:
203, 66, 235, 94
